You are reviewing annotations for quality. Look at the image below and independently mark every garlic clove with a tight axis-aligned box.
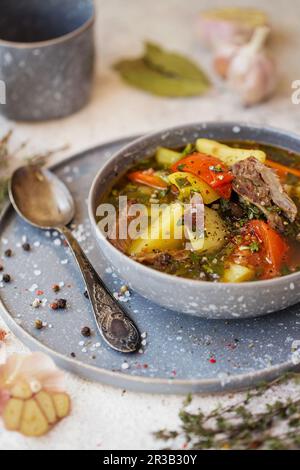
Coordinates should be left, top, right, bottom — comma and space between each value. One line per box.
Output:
213, 43, 240, 79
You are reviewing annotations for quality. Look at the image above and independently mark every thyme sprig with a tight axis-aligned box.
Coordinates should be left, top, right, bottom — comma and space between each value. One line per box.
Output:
0, 130, 68, 209
155, 373, 300, 450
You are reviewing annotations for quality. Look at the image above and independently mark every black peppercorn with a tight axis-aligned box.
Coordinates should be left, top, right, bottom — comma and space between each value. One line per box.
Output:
2, 274, 11, 283
70, 352, 76, 358
81, 326, 91, 337
84, 290, 89, 299
57, 298, 67, 309
4, 249, 12, 257
22, 243, 31, 252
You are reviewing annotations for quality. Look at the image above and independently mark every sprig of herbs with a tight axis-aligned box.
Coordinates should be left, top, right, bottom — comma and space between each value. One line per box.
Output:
0, 131, 68, 210
154, 373, 300, 450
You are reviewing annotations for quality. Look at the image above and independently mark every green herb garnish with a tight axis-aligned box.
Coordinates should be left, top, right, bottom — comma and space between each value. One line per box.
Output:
249, 241, 260, 253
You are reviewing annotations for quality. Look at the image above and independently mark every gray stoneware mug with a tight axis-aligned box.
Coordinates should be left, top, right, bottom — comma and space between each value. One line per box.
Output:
0, 0, 95, 121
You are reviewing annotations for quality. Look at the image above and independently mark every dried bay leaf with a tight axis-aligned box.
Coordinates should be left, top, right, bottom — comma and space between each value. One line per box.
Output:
144, 42, 210, 84
114, 43, 211, 98
115, 59, 210, 97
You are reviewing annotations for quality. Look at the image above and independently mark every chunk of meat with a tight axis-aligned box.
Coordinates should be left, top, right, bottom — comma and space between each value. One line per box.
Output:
109, 199, 138, 254
232, 157, 297, 231
132, 250, 190, 268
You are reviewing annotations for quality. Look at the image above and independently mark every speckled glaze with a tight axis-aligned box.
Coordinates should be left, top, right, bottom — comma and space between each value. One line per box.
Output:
0, 0, 95, 121
89, 122, 300, 320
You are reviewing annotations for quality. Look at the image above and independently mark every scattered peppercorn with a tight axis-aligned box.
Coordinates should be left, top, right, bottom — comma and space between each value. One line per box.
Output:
2, 274, 11, 283
70, 352, 76, 358
4, 249, 12, 257
120, 285, 129, 294
52, 284, 60, 293
84, 290, 89, 299
34, 319, 44, 330
22, 243, 31, 252
57, 298, 67, 309
81, 326, 91, 337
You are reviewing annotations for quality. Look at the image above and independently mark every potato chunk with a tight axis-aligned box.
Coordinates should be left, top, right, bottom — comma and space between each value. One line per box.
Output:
52, 393, 71, 419
222, 263, 255, 283
196, 139, 266, 166
129, 202, 184, 255
3, 398, 24, 431
202, 207, 228, 254
35, 391, 57, 425
19, 399, 49, 437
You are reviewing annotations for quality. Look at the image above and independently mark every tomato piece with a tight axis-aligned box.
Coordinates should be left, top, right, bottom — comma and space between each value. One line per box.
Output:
127, 170, 168, 190
246, 220, 289, 278
216, 183, 232, 199
171, 152, 233, 199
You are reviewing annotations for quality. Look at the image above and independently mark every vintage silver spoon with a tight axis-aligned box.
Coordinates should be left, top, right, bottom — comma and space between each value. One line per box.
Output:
9, 165, 140, 353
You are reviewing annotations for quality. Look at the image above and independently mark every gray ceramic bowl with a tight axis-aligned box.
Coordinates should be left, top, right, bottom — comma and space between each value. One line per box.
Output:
88, 122, 300, 319
0, 0, 95, 121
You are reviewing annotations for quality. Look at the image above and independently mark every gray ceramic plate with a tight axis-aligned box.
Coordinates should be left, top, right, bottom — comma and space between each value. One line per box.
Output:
0, 136, 300, 394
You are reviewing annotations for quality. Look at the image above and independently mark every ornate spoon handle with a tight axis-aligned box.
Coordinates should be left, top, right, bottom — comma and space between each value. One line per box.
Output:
60, 226, 140, 353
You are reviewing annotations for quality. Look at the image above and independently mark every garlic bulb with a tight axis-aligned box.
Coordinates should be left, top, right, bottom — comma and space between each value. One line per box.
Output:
227, 27, 277, 106
199, 8, 268, 50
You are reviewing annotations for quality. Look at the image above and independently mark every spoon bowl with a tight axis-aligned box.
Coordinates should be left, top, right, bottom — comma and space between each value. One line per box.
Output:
10, 165, 75, 229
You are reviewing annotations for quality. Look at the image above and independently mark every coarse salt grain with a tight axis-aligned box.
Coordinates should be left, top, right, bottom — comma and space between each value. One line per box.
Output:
29, 283, 38, 292
32, 298, 41, 308
121, 362, 129, 370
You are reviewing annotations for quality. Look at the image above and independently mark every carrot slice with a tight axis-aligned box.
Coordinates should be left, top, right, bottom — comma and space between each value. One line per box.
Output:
128, 171, 168, 189
266, 159, 300, 179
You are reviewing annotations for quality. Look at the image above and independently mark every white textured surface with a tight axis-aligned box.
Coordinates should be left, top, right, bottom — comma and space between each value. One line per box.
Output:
1, 0, 300, 450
